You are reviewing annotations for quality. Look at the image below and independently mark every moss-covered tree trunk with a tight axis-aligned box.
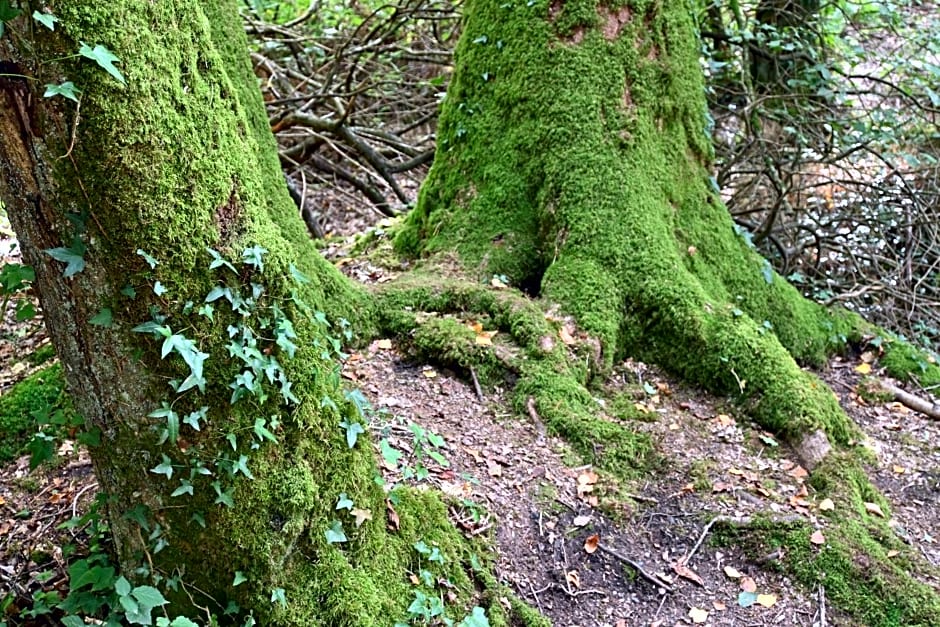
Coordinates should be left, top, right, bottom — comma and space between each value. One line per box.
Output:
0, 2, 477, 624
398, 0, 858, 461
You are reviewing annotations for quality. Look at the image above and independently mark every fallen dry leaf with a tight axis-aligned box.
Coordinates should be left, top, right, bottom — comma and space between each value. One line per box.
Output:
887, 549, 899, 558
386, 499, 400, 531
422, 367, 437, 379
855, 362, 872, 374
712, 482, 733, 493
810, 530, 826, 545
674, 562, 705, 586
756, 593, 777, 607
788, 465, 809, 480
688, 607, 709, 624
376, 338, 392, 350
573, 515, 592, 527
723, 566, 742, 579
740, 576, 757, 593
892, 465, 907, 474
713, 600, 727, 611
350, 508, 372, 527
559, 325, 576, 345
584, 534, 599, 554
565, 570, 580, 589
864, 502, 886, 518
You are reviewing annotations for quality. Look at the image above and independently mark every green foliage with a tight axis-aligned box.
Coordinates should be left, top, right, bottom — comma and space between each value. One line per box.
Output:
0, 364, 76, 465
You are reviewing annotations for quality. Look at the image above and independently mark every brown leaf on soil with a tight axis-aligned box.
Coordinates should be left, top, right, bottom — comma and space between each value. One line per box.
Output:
673, 562, 705, 586
740, 576, 757, 593
810, 530, 826, 545
713, 600, 727, 611
584, 534, 599, 554
788, 465, 809, 480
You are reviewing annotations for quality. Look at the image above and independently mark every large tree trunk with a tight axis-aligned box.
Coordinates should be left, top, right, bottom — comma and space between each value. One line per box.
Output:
0, 2, 474, 624
398, 0, 855, 456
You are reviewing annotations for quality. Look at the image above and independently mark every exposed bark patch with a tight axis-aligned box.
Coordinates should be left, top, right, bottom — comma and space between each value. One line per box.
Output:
598, 4, 632, 41
214, 182, 242, 246
548, 0, 586, 45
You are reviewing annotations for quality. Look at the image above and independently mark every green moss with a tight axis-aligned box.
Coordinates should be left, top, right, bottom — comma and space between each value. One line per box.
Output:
879, 336, 940, 386
0, 364, 75, 464
27, 344, 57, 366
715, 455, 940, 626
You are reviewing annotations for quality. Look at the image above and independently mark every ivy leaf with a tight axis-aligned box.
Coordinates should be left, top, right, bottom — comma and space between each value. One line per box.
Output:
78, 42, 126, 85
761, 259, 774, 284
325, 520, 348, 544
232, 571, 247, 586
89, 308, 113, 327
340, 420, 365, 448
270, 587, 286, 608
242, 245, 268, 272
171, 480, 193, 497
150, 454, 174, 479
459, 607, 490, 627
252, 417, 277, 443
336, 493, 354, 510
43, 81, 80, 103
32, 10, 58, 30
45, 240, 86, 277
136, 249, 159, 269
0, 0, 21, 24
206, 247, 237, 273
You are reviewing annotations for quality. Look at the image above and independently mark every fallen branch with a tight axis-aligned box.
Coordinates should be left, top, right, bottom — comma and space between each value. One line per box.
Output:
880, 381, 940, 420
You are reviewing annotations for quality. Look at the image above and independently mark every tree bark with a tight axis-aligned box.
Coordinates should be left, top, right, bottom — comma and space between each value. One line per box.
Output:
397, 0, 856, 455
0, 2, 471, 624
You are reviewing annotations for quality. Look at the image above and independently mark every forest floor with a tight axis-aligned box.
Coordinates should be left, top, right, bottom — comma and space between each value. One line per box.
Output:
1, 210, 939, 626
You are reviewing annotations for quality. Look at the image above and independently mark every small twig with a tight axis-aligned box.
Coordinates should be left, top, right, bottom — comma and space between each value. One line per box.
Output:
528, 581, 544, 615
597, 544, 674, 593
624, 492, 658, 504
819, 584, 827, 627
469, 367, 484, 402
72, 482, 99, 519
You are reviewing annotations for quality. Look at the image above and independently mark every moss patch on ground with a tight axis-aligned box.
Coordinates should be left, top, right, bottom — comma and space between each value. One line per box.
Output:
0, 364, 74, 464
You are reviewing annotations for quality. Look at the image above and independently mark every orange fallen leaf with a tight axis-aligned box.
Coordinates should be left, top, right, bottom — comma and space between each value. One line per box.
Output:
713, 600, 727, 611
740, 576, 757, 593
756, 593, 777, 607
788, 465, 809, 480
674, 562, 705, 586
688, 607, 709, 624
818, 498, 835, 511
864, 502, 886, 518
584, 534, 599, 554
810, 530, 826, 545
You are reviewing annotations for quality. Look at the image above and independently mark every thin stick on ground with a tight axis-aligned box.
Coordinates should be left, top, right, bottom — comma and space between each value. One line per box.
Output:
597, 544, 674, 593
